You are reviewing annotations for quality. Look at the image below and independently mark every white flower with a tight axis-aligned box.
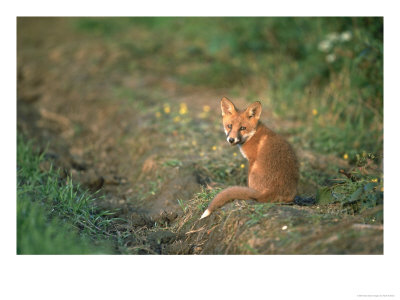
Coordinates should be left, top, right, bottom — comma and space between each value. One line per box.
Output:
318, 40, 332, 52
340, 31, 352, 42
326, 32, 340, 42
326, 53, 336, 63
282, 225, 288, 231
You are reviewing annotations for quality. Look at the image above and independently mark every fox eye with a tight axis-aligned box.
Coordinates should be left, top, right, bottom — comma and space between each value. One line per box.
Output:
240, 126, 246, 131
227, 124, 232, 129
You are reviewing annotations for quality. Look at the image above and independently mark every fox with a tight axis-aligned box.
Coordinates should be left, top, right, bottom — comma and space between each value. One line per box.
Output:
200, 97, 299, 219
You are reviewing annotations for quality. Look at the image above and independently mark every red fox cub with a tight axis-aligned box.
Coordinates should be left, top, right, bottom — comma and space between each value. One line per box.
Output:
200, 97, 299, 219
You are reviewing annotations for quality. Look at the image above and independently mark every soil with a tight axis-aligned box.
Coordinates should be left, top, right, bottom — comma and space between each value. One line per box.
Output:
17, 18, 383, 254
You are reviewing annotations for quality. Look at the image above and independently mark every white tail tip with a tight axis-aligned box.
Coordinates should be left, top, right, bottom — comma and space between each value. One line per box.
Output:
200, 209, 211, 219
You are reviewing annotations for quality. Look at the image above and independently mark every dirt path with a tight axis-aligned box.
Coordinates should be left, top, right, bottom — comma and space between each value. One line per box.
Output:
17, 18, 271, 217
18, 18, 192, 214
17, 18, 382, 254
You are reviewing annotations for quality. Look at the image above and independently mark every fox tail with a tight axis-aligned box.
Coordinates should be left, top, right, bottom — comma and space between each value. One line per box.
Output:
200, 186, 264, 219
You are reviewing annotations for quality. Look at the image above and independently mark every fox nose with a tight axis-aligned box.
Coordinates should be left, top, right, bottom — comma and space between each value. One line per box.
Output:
228, 138, 234, 144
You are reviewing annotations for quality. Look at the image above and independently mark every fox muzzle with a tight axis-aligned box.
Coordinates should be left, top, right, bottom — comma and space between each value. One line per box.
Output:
227, 136, 241, 145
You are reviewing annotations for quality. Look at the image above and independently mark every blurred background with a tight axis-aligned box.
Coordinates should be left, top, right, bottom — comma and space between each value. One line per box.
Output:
72, 17, 383, 158
17, 17, 383, 254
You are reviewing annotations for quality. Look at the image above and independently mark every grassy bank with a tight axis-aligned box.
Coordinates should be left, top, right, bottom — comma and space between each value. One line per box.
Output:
17, 135, 116, 254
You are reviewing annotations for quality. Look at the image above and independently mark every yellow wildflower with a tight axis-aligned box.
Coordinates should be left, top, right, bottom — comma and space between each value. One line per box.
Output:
240, 164, 245, 169
312, 109, 318, 116
371, 178, 378, 183
179, 103, 188, 115
203, 105, 210, 112
343, 153, 348, 160
199, 152, 204, 157
173, 116, 181, 123
192, 140, 197, 146
212, 146, 217, 151
233, 152, 237, 157
163, 104, 170, 114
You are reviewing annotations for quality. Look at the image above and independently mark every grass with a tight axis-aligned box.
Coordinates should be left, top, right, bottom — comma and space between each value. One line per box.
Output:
17, 135, 116, 254
17, 17, 383, 254
85, 17, 382, 196
74, 17, 383, 159
171, 192, 383, 254
98, 17, 383, 253
108, 54, 384, 219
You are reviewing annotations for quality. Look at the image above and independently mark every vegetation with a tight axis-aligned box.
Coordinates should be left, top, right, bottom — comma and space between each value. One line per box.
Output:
76, 17, 383, 159
316, 153, 383, 215
17, 135, 116, 254
17, 17, 383, 254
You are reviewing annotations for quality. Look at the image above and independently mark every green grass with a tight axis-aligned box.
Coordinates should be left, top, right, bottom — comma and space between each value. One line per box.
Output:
245, 203, 276, 226
17, 135, 116, 254
73, 17, 383, 159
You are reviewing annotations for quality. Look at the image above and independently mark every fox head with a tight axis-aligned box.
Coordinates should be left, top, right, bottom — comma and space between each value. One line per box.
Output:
221, 97, 262, 145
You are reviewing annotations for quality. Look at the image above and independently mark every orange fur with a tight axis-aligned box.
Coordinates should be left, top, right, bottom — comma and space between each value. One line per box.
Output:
203, 97, 299, 217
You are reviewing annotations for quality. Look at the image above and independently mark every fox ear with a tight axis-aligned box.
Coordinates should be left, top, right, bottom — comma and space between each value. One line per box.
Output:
221, 97, 237, 116
246, 101, 262, 120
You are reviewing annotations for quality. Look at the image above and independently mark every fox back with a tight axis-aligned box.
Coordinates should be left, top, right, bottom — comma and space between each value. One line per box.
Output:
201, 97, 299, 219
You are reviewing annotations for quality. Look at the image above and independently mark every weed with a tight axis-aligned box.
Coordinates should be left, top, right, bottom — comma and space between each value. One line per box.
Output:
316, 155, 383, 214
163, 159, 182, 168
17, 135, 116, 254
177, 199, 187, 213
195, 187, 221, 211
245, 204, 275, 226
